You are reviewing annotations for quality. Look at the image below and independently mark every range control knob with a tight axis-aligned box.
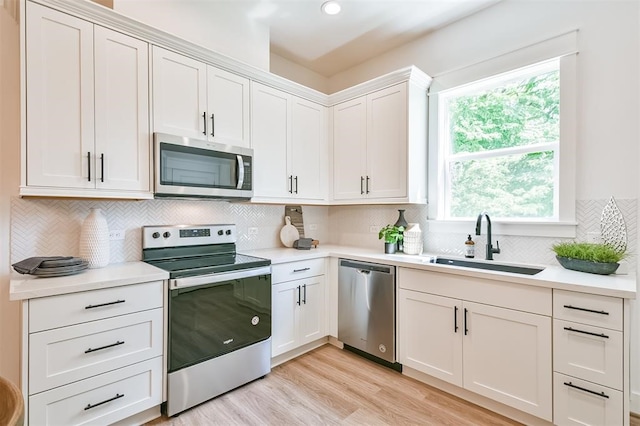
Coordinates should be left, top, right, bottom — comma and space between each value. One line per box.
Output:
225, 229, 232, 235
163, 231, 171, 238
218, 230, 224, 236
152, 232, 160, 239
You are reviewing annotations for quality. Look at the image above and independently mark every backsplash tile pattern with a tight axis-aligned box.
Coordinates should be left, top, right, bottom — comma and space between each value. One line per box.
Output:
10, 198, 329, 264
10, 197, 636, 272
329, 199, 637, 271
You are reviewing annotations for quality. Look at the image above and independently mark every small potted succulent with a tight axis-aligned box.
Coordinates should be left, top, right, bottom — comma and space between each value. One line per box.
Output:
551, 241, 626, 275
378, 224, 405, 254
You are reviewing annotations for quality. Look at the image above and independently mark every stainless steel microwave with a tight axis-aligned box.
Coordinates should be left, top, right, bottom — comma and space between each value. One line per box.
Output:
154, 133, 253, 200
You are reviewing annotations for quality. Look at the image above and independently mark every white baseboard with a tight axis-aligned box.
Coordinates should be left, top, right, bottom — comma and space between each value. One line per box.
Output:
630, 390, 640, 415
270, 337, 329, 368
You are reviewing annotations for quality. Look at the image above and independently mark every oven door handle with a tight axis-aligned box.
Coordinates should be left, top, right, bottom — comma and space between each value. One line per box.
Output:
170, 266, 271, 289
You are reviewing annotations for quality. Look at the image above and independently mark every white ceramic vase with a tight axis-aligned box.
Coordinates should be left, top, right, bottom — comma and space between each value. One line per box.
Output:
402, 223, 423, 255
79, 208, 110, 268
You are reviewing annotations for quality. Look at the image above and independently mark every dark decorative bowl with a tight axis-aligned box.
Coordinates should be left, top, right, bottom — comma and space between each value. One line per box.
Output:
556, 256, 620, 275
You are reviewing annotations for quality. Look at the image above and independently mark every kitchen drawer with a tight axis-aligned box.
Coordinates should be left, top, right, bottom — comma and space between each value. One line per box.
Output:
553, 319, 623, 390
29, 308, 163, 394
29, 280, 163, 332
272, 258, 325, 283
29, 357, 162, 426
553, 372, 622, 426
554, 290, 622, 331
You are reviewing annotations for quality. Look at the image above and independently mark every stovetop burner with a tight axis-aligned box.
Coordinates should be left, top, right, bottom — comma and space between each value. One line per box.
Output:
141, 224, 270, 278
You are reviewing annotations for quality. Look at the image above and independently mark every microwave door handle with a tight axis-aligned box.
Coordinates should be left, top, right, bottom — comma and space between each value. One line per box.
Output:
236, 155, 244, 189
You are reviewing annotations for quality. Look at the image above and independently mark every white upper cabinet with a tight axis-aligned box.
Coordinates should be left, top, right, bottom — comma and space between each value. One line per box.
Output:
24, 2, 151, 198
26, 3, 94, 191
331, 80, 427, 204
251, 82, 290, 199
94, 27, 150, 192
152, 47, 207, 140
366, 84, 408, 199
152, 46, 250, 148
251, 81, 328, 203
290, 97, 328, 200
207, 66, 251, 147
332, 97, 367, 200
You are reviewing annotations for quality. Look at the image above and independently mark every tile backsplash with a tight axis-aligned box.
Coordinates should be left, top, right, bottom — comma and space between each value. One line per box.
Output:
10, 198, 329, 264
11, 197, 637, 272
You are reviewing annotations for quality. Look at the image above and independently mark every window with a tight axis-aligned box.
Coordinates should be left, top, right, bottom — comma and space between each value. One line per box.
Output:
427, 30, 578, 237
439, 60, 560, 220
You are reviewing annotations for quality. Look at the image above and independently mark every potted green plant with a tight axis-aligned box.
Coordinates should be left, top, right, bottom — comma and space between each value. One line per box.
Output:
551, 241, 626, 275
378, 224, 405, 254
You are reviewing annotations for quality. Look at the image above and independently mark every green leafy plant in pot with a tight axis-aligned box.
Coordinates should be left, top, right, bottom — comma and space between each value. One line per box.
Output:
551, 241, 626, 275
379, 225, 405, 254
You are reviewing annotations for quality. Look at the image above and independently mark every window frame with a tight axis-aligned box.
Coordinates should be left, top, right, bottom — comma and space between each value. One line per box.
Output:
439, 58, 561, 221
427, 31, 578, 238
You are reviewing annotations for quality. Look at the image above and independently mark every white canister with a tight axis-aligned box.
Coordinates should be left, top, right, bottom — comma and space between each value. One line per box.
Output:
402, 223, 423, 255
79, 208, 110, 268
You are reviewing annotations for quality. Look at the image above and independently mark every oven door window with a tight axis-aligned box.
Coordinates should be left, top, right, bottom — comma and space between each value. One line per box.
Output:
160, 143, 238, 189
168, 274, 271, 373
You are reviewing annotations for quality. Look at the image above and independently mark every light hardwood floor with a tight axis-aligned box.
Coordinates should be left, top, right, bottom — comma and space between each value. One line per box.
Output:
148, 344, 522, 425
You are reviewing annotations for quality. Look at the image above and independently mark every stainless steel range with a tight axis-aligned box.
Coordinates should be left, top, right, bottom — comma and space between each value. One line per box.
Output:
142, 224, 271, 417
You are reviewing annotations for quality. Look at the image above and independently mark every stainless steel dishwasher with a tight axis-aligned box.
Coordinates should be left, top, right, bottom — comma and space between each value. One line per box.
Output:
338, 259, 400, 370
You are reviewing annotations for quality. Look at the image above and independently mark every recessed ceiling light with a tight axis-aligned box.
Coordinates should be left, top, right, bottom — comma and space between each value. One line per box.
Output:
321, 1, 341, 15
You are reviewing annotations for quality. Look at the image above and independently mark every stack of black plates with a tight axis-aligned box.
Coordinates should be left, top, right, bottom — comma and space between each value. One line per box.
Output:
13, 257, 89, 277
32, 257, 89, 277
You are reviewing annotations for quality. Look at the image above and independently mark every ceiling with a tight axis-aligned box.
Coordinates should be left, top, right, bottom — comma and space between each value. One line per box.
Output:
250, 0, 500, 77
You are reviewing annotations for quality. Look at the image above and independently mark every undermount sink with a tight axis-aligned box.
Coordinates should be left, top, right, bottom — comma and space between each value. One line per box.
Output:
428, 257, 545, 276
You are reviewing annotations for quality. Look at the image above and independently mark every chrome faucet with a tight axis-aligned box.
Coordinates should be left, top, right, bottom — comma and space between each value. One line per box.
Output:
475, 212, 501, 260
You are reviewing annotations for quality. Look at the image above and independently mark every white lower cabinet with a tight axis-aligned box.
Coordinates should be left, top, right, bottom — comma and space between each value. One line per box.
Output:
552, 289, 626, 425
398, 268, 552, 421
29, 357, 162, 426
24, 281, 164, 425
554, 372, 623, 426
271, 260, 326, 357
462, 301, 551, 418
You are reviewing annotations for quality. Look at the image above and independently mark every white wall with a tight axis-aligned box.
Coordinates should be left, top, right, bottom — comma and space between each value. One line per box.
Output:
0, 1, 22, 385
113, 0, 271, 70
328, 0, 639, 202
270, 53, 330, 93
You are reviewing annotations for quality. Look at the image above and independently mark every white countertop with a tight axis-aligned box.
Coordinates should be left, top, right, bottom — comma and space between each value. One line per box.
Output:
246, 245, 637, 299
10, 246, 636, 301
10, 261, 169, 301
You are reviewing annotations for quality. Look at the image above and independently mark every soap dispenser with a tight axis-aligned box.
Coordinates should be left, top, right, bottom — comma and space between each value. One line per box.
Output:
465, 234, 475, 258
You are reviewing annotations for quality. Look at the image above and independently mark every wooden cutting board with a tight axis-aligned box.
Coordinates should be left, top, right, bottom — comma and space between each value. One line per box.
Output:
279, 216, 300, 248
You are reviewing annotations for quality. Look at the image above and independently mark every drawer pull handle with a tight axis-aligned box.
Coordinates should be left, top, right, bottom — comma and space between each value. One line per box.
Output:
563, 327, 609, 339
563, 381, 609, 399
563, 304, 609, 315
85, 340, 125, 354
293, 268, 311, 273
84, 393, 125, 410
85, 299, 125, 309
